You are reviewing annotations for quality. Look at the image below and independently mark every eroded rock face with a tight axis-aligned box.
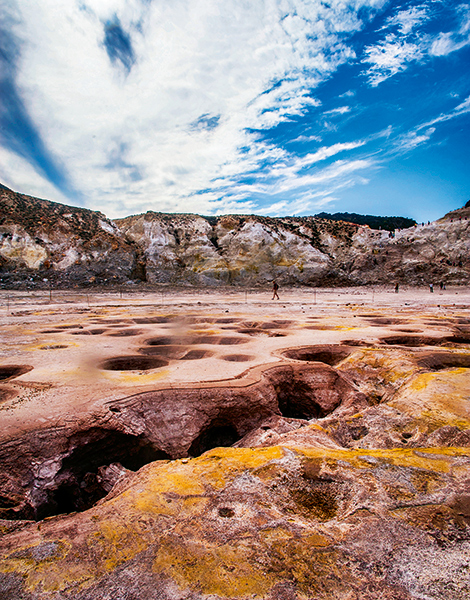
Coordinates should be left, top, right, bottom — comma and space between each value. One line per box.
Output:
2, 184, 469, 287
0, 187, 140, 286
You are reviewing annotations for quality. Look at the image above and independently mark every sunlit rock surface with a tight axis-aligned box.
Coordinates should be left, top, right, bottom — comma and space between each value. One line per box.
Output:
0, 288, 469, 598
0, 187, 139, 286
1, 185, 469, 287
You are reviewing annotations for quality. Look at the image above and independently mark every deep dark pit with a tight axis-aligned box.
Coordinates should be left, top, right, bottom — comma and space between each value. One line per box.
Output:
379, 335, 444, 347
282, 345, 352, 366
99, 356, 169, 371
39, 430, 170, 520
189, 420, 241, 457
0, 365, 33, 381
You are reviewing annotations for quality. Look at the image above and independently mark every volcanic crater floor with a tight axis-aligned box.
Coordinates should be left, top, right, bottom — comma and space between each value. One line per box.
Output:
0, 287, 470, 600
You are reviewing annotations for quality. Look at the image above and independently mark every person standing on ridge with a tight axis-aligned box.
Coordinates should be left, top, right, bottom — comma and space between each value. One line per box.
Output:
272, 280, 279, 300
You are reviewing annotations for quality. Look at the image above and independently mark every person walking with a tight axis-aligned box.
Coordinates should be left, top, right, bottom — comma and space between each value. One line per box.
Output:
272, 280, 279, 300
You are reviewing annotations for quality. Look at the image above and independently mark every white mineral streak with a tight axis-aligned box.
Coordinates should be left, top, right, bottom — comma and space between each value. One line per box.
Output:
0, 226, 48, 269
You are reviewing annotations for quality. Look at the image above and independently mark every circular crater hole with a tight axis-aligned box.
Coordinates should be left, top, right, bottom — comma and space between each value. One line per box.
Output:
379, 335, 444, 347
217, 337, 249, 345
99, 356, 168, 371
144, 336, 187, 346
260, 320, 292, 329
133, 316, 173, 324
0, 365, 33, 381
218, 507, 235, 518
236, 328, 268, 336
416, 352, 470, 371
214, 318, 239, 324
106, 329, 144, 337
221, 354, 254, 362
366, 317, 404, 325
180, 349, 213, 360
72, 328, 108, 335
282, 345, 352, 366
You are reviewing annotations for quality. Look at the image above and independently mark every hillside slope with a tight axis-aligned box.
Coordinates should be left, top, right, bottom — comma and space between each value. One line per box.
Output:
1, 184, 469, 287
0, 186, 140, 286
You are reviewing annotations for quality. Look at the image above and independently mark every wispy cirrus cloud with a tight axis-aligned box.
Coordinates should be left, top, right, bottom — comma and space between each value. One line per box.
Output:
364, 2, 470, 86
430, 4, 470, 56
395, 127, 436, 152
363, 4, 429, 86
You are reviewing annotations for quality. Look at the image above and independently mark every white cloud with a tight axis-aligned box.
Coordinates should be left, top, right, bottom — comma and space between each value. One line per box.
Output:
395, 127, 435, 151
288, 134, 322, 144
384, 6, 429, 35
418, 95, 470, 130
0, 147, 71, 205
364, 35, 424, 86
364, 2, 470, 85
430, 4, 470, 57
2, 0, 387, 217
323, 106, 351, 116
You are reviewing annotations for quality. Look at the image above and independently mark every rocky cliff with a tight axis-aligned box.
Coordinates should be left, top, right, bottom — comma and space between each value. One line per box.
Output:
0, 186, 140, 286
1, 184, 469, 287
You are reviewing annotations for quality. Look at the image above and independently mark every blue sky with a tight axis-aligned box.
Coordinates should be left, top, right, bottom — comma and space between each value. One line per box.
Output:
0, 0, 469, 221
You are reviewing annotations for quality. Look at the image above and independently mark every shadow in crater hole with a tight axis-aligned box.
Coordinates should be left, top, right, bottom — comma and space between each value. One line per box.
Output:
189, 422, 241, 457
34, 430, 170, 520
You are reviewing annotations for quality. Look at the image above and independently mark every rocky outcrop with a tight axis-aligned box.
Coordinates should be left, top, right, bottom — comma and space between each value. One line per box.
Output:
1, 184, 469, 287
115, 205, 470, 287
0, 186, 140, 286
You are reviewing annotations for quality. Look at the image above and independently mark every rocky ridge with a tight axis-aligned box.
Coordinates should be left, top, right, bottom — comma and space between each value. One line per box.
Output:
1, 184, 469, 287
